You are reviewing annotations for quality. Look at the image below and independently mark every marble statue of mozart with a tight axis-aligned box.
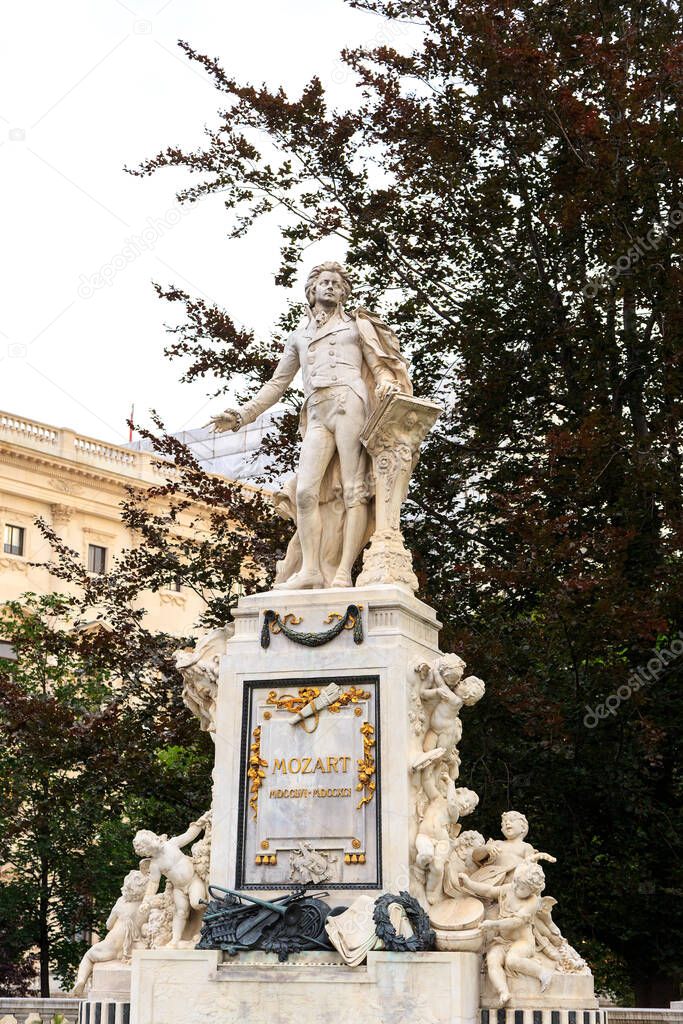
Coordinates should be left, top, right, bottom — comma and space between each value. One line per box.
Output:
211, 261, 412, 589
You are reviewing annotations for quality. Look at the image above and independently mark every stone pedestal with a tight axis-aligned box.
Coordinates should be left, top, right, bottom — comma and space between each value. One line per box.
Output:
131, 948, 481, 1024
480, 971, 600, 1023
155, 580, 600, 1024
79, 962, 131, 1024
209, 583, 441, 904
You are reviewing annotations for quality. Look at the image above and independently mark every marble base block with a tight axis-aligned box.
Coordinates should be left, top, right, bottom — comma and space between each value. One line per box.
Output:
78, 962, 131, 1024
131, 947, 481, 1024
480, 971, 599, 1012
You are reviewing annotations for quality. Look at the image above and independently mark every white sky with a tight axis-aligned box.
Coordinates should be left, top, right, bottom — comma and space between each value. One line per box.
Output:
0, 0, 413, 445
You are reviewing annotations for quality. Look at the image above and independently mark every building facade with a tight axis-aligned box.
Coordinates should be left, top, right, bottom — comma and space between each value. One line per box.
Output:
0, 410, 211, 634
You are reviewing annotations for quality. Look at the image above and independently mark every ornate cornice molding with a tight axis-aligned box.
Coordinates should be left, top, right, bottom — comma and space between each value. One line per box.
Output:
0, 443, 150, 496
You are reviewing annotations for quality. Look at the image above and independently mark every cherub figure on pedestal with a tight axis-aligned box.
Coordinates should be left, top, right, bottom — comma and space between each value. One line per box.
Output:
134, 810, 211, 947
470, 811, 556, 887
459, 860, 554, 1006
70, 870, 147, 997
414, 655, 485, 780
414, 758, 479, 906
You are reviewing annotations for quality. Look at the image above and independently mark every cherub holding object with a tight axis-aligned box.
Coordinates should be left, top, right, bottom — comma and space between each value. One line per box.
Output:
470, 810, 556, 887
134, 810, 211, 947
415, 759, 479, 905
140, 885, 175, 949
71, 870, 147, 997
533, 897, 588, 974
443, 829, 486, 898
459, 860, 554, 1006
415, 654, 485, 778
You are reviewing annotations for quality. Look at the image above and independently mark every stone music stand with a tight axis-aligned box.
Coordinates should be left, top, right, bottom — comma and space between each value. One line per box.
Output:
357, 392, 443, 591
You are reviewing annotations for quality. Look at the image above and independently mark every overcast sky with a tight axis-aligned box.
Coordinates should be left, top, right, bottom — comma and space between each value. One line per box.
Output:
0, 1, 414, 445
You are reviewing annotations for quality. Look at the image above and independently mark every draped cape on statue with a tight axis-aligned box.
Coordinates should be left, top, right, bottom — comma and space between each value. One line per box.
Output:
272, 307, 413, 586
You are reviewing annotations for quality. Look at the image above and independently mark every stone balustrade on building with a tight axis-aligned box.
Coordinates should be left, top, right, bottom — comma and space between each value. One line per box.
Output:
0, 412, 178, 485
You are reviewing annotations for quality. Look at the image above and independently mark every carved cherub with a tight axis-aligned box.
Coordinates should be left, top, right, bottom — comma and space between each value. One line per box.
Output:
415, 654, 485, 779
470, 811, 556, 888
71, 870, 147, 997
415, 759, 479, 905
532, 896, 588, 974
459, 861, 554, 1006
443, 829, 486, 898
134, 810, 211, 947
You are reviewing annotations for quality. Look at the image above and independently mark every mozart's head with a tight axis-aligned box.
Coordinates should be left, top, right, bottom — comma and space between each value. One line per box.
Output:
305, 261, 352, 309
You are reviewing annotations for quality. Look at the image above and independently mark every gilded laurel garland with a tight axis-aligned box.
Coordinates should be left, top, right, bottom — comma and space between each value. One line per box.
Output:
265, 684, 371, 717
247, 726, 268, 820
356, 722, 377, 809
266, 687, 321, 714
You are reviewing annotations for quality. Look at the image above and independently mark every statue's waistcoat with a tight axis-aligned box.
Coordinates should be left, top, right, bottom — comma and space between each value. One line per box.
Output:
292, 315, 369, 407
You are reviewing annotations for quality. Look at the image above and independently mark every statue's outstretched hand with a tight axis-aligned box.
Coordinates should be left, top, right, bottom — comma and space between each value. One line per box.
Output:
375, 380, 401, 402
208, 409, 242, 433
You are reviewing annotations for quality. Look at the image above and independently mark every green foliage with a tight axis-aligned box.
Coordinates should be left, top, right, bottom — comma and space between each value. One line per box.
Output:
0, 593, 212, 994
580, 939, 635, 1006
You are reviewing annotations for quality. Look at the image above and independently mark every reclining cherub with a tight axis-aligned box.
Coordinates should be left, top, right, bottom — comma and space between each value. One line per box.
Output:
71, 869, 147, 997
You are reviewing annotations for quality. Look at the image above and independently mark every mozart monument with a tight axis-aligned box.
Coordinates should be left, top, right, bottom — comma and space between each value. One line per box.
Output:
75, 262, 601, 1024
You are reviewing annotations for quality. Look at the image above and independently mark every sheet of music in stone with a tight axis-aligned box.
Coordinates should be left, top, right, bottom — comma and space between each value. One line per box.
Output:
236, 675, 381, 889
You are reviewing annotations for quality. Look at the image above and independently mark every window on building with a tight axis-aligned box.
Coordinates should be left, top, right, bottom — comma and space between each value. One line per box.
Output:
0, 641, 17, 662
88, 544, 107, 575
3, 524, 25, 556
167, 578, 182, 592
